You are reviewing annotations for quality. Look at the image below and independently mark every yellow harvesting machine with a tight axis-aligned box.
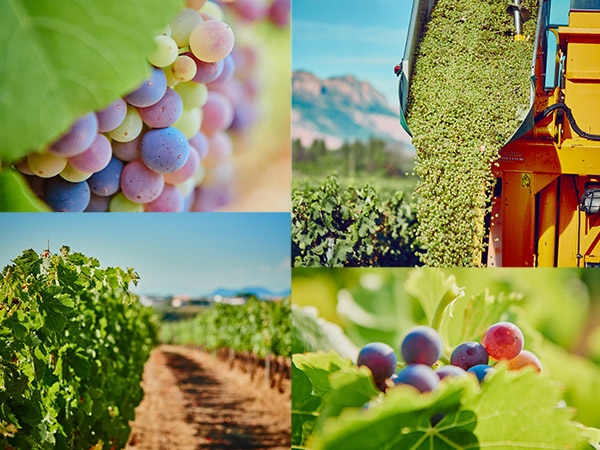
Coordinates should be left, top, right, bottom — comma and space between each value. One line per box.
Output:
398, 0, 600, 267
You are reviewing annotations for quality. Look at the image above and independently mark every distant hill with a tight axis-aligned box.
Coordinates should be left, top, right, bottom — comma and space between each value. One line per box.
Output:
209, 287, 291, 300
292, 70, 413, 151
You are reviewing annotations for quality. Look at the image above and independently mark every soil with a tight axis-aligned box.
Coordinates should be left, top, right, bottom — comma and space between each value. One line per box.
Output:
125, 345, 291, 450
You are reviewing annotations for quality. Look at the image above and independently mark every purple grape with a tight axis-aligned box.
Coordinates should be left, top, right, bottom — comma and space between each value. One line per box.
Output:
138, 88, 183, 128
44, 177, 90, 212
191, 185, 232, 211
269, 0, 290, 27
450, 342, 489, 370
467, 364, 495, 383
201, 91, 234, 135
96, 98, 127, 132
163, 145, 200, 185
120, 159, 164, 204
85, 194, 110, 212
68, 133, 112, 173
204, 131, 232, 168
229, 96, 258, 132
188, 132, 209, 159
87, 156, 124, 197
125, 67, 167, 107
401, 326, 443, 366
144, 184, 184, 212
435, 365, 467, 380
140, 127, 190, 174
210, 54, 235, 84
49, 112, 98, 157
112, 134, 142, 162
189, 53, 224, 83
393, 364, 439, 393
357, 342, 397, 391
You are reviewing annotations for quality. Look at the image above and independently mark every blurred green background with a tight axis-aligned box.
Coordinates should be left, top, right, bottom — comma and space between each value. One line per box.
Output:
292, 268, 600, 428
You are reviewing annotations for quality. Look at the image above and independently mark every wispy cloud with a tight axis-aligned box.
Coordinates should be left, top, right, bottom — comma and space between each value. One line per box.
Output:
293, 20, 406, 46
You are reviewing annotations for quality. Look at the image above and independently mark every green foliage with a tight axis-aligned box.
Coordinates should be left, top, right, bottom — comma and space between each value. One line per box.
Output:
293, 138, 414, 178
292, 175, 421, 267
295, 353, 594, 450
160, 296, 291, 358
0, 0, 182, 210
0, 171, 50, 212
407, 0, 537, 266
291, 268, 600, 448
0, 0, 183, 163
0, 247, 157, 449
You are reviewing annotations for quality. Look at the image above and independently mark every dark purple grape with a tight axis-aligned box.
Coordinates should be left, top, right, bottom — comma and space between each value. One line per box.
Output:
450, 341, 489, 370
125, 67, 167, 108
140, 127, 190, 174
87, 156, 124, 197
467, 364, 495, 382
357, 342, 397, 391
44, 178, 90, 212
393, 364, 439, 393
435, 365, 467, 380
401, 326, 443, 366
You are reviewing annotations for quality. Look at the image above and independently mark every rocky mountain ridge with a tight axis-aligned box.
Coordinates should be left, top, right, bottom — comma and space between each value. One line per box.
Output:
292, 70, 412, 150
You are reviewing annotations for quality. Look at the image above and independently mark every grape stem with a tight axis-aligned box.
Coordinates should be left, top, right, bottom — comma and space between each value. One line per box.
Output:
431, 275, 465, 333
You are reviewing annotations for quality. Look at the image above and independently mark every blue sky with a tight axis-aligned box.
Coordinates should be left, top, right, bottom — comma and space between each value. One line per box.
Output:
292, 0, 412, 108
0, 213, 290, 296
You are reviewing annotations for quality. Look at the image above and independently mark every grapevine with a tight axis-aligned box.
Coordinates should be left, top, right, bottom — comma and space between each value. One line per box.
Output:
292, 175, 421, 267
406, 0, 537, 265
0, 247, 156, 449
161, 296, 291, 358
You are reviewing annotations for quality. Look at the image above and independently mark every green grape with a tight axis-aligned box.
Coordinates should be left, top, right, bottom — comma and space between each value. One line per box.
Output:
171, 54, 197, 82
169, 7, 203, 47
108, 105, 143, 143
108, 191, 144, 212
27, 151, 67, 178
175, 81, 208, 109
60, 163, 92, 182
173, 107, 202, 138
147, 35, 179, 68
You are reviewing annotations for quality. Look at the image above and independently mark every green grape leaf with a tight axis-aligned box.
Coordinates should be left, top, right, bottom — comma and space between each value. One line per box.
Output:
0, 0, 183, 162
454, 290, 521, 346
404, 269, 462, 326
310, 374, 479, 450
0, 170, 49, 211
463, 367, 591, 449
292, 362, 322, 448
295, 353, 596, 450
292, 351, 353, 397
291, 306, 358, 358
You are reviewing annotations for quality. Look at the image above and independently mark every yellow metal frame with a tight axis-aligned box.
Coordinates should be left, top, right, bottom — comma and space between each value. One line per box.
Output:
489, 11, 600, 267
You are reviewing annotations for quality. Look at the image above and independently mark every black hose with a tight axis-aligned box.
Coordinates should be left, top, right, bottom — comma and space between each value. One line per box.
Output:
534, 102, 600, 141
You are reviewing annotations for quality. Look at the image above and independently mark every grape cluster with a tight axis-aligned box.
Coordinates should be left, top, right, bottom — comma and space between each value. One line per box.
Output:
15, 0, 289, 212
357, 322, 542, 394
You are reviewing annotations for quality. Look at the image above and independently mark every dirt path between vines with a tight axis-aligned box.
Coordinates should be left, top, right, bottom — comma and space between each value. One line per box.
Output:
125, 345, 291, 450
